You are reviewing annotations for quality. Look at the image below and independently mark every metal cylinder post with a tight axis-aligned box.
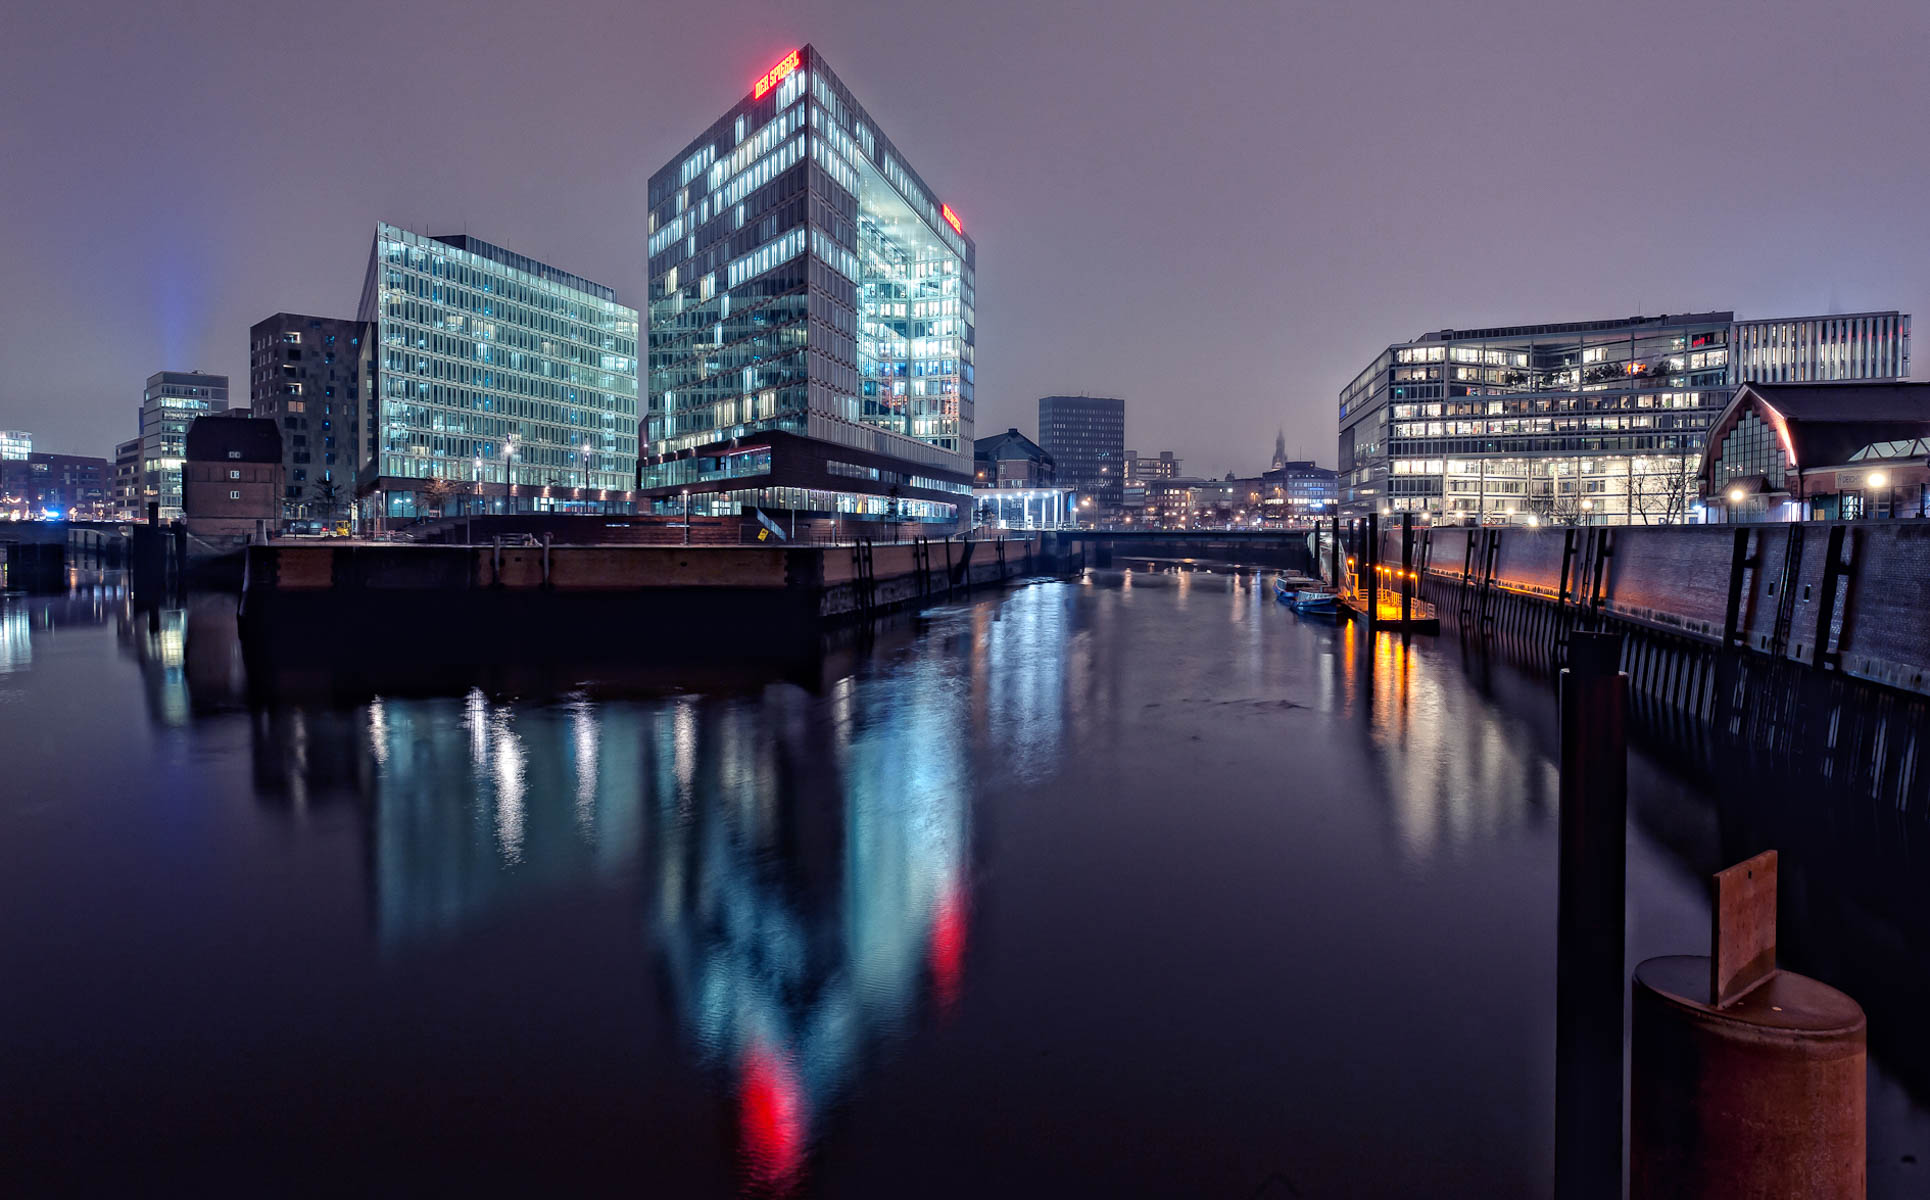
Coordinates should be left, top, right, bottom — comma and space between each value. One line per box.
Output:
1630, 851, 1866, 1199
1554, 631, 1627, 1200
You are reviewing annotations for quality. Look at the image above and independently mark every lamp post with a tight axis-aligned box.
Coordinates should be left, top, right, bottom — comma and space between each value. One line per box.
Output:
469, 455, 481, 545
503, 438, 517, 516
682, 489, 690, 546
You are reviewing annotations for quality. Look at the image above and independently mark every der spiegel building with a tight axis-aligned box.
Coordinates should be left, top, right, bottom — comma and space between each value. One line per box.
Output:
641, 46, 977, 530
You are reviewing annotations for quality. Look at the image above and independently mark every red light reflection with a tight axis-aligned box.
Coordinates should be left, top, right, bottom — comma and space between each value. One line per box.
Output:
740, 1045, 805, 1192
930, 882, 967, 1016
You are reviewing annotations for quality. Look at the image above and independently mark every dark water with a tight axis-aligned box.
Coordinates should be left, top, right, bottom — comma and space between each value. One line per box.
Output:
2, 568, 1926, 1197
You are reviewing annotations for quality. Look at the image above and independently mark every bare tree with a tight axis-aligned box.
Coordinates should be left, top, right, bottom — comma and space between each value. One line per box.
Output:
1629, 456, 1695, 525
423, 477, 456, 518
310, 478, 345, 525
1527, 484, 1584, 526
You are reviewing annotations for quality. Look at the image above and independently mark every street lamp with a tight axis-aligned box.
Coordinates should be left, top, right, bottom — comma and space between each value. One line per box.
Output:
469, 455, 481, 544
1727, 487, 1745, 504
681, 488, 690, 546
1869, 471, 1888, 488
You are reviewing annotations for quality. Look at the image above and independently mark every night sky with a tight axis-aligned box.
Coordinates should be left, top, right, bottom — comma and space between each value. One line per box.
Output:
3, 0, 1926, 474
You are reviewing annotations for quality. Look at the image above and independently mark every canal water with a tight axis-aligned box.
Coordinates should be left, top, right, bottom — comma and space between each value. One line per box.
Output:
2, 566, 1925, 1196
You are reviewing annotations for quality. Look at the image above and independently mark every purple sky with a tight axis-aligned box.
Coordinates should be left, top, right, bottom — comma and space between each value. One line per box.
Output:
3, 0, 1926, 475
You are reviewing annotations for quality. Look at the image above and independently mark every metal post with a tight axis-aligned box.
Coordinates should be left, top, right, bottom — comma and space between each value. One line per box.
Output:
1330, 513, 1340, 589
682, 490, 690, 546
1630, 851, 1866, 1198
1364, 512, 1379, 631
1554, 630, 1627, 1200
1400, 512, 1414, 629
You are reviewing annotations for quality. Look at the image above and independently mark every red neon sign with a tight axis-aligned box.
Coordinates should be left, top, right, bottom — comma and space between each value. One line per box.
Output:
940, 203, 963, 234
752, 49, 801, 99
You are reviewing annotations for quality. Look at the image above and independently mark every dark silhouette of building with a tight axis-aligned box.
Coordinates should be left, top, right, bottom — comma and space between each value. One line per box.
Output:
1038, 396, 1123, 521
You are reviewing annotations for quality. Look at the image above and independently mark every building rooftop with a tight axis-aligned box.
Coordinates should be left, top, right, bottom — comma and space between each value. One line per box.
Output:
1411, 311, 1735, 345
422, 232, 617, 302
1730, 381, 1930, 470
185, 416, 282, 464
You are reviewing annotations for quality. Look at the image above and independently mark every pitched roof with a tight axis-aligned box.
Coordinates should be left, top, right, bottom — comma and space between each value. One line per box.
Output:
1738, 382, 1930, 469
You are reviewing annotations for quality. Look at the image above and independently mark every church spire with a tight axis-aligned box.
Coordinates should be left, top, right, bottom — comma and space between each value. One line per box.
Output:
1271, 428, 1287, 471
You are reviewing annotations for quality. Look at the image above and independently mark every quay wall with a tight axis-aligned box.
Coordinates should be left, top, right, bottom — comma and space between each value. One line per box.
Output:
237, 536, 1050, 664
1406, 521, 1930, 696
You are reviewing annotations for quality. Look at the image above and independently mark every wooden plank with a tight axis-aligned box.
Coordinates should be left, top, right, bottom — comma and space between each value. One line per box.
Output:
1711, 849, 1778, 1007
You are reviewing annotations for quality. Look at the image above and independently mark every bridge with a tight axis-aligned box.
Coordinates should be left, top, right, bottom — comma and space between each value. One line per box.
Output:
1041, 527, 1316, 570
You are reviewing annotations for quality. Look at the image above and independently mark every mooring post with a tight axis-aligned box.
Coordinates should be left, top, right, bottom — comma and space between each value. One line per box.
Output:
1400, 512, 1414, 629
1329, 514, 1341, 589
1364, 512, 1379, 632
1554, 631, 1627, 1200
1630, 850, 1866, 1198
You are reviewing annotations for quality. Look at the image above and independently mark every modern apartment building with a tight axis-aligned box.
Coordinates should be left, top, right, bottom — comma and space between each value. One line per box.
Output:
0, 431, 29, 461
358, 223, 640, 521
249, 313, 374, 523
140, 371, 229, 520
1039, 395, 1124, 519
641, 45, 978, 531
0, 453, 110, 520
1337, 310, 1911, 524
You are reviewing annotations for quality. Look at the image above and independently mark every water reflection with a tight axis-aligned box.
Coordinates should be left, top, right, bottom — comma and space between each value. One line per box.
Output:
3, 573, 1925, 1195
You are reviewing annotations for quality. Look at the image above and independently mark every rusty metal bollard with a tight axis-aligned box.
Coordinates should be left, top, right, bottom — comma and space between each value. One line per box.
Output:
1629, 850, 1867, 1198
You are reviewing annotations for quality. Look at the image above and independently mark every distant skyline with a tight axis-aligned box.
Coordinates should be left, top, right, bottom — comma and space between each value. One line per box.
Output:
3, 0, 1927, 476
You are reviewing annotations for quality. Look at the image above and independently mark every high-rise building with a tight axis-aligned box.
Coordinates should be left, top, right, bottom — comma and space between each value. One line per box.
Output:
0, 431, 30, 461
1039, 396, 1124, 520
641, 45, 978, 532
1338, 310, 1911, 525
140, 371, 229, 520
249, 313, 374, 523
359, 223, 640, 521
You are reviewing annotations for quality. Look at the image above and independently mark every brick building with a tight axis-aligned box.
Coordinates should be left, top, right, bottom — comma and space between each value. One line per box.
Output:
183, 417, 284, 541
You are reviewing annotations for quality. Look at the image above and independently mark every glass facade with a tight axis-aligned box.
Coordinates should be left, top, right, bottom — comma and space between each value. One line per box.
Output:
1338, 309, 1911, 525
642, 45, 976, 529
0, 431, 30, 461
140, 371, 229, 521
358, 224, 639, 520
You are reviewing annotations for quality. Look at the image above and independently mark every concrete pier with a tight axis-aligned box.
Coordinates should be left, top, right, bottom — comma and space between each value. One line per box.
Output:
237, 535, 1050, 665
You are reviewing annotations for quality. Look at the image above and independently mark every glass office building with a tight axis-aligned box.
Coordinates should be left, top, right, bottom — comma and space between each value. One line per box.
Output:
0, 431, 29, 461
358, 223, 639, 521
641, 45, 977, 531
140, 371, 229, 521
1338, 309, 1911, 525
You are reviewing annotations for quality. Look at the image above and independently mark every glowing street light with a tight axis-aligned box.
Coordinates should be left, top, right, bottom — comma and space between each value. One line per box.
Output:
1869, 471, 1889, 488
1727, 487, 1745, 504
